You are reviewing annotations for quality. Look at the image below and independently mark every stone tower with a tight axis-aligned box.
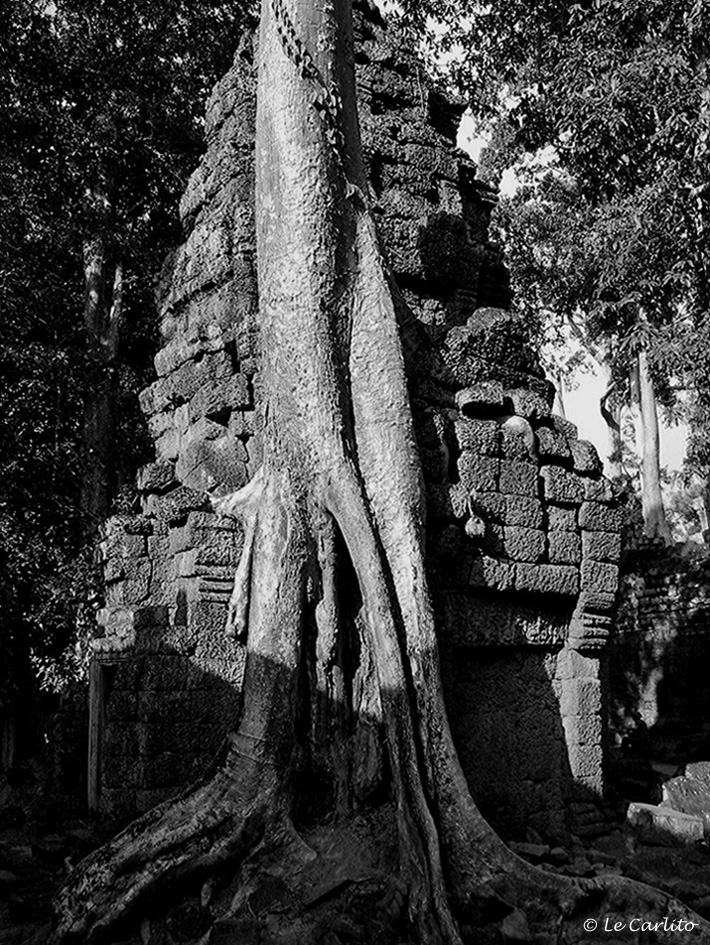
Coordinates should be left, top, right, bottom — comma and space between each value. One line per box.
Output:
92, 2, 622, 842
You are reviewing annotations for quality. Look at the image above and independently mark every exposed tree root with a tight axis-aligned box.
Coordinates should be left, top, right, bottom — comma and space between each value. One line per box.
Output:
213, 467, 264, 641
54, 472, 308, 944
52, 741, 287, 943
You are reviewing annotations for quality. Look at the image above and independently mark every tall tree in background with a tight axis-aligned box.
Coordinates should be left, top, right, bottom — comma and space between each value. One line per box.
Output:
53, 1, 706, 942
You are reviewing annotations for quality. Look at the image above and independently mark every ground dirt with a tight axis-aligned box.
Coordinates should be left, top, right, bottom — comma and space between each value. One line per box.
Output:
3, 775, 710, 945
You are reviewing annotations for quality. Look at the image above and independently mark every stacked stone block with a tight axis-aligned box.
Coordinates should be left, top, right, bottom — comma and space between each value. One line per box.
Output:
94, 507, 246, 816
421, 371, 620, 613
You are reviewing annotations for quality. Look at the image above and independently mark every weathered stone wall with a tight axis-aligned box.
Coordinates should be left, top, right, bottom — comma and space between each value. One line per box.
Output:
92, 1, 623, 842
417, 316, 621, 839
612, 544, 710, 744
90, 45, 259, 815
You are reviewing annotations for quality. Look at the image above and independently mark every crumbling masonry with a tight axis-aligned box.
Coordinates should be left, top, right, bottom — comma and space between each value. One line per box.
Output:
92, 3, 622, 843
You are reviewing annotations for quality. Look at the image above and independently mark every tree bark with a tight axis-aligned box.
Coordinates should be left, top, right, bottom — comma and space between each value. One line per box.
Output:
599, 378, 623, 481
562, 315, 623, 478
80, 186, 123, 539
635, 349, 672, 543
552, 371, 566, 419
52, 2, 705, 941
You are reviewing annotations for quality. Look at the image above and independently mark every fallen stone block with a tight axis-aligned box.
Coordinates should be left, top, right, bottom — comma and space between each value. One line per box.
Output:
499, 907, 533, 943
627, 801, 704, 846
662, 772, 710, 820
508, 841, 549, 863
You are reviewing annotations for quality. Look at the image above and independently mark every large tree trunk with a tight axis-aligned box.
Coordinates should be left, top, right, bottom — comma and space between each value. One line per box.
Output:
52, 2, 706, 942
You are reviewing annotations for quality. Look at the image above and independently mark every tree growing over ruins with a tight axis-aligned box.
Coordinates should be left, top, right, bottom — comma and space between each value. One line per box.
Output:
52, 0, 709, 942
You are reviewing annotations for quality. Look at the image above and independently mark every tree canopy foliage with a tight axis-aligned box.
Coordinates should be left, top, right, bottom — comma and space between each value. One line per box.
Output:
484, 0, 709, 362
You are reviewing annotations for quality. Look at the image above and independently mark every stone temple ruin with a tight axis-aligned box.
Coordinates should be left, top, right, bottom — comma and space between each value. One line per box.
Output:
92, 2, 623, 844
612, 544, 710, 794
